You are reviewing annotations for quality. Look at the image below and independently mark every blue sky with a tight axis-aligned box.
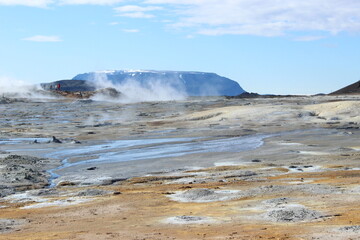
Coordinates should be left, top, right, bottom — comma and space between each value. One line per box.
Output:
0, 0, 360, 94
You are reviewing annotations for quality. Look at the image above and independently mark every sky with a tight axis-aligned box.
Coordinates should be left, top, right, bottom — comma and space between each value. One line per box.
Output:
0, 0, 360, 95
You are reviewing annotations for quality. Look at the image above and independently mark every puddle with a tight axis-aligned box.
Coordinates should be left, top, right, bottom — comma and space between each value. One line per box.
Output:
4, 131, 314, 187
41, 134, 274, 187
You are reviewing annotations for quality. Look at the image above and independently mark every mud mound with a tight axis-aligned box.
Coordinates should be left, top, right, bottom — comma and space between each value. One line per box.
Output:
0, 219, 27, 233
339, 225, 360, 232
169, 188, 240, 203
245, 184, 342, 197
0, 154, 46, 165
264, 205, 321, 222
0, 97, 13, 104
165, 216, 214, 224
0, 155, 51, 197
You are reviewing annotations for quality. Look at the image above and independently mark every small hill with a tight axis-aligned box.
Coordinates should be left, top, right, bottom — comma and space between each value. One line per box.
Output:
330, 80, 360, 95
40, 80, 95, 92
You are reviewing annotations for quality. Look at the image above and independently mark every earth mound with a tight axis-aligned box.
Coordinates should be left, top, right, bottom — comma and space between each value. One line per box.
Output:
330, 80, 360, 95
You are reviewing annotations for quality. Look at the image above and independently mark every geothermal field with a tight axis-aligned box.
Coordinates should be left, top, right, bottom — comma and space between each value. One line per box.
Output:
0, 93, 360, 239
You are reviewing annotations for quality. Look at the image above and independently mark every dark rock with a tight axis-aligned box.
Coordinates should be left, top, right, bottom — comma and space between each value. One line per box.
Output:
52, 136, 62, 143
251, 159, 262, 163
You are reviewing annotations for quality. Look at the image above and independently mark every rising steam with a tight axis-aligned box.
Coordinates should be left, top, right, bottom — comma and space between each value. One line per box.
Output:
90, 72, 188, 103
0, 76, 52, 99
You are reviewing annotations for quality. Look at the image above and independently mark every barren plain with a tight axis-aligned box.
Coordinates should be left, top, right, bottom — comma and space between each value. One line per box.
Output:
0, 95, 360, 240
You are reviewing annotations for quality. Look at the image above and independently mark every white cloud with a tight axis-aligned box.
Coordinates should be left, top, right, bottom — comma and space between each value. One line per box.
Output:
115, 5, 162, 19
0, 0, 53, 7
58, 0, 124, 5
122, 28, 140, 33
0, 0, 124, 7
4, 0, 360, 38
144, 0, 360, 37
294, 35, 326, 42
119, 12, 155, 18
22, 35, 63, 42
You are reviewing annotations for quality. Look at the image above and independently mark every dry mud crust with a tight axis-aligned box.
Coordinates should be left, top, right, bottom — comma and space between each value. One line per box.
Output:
0, 155, 51, 196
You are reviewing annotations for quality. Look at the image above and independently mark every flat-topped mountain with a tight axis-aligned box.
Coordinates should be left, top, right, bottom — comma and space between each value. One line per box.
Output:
72, 70, 245, 96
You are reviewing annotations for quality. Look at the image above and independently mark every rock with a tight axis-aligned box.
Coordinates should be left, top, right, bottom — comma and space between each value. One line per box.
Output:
52, 136, 62, 143
86, 167, 97, 171
251, 159, 262, 163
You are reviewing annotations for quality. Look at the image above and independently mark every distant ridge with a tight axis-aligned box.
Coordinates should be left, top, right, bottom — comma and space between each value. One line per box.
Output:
330, 80, 360, 95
